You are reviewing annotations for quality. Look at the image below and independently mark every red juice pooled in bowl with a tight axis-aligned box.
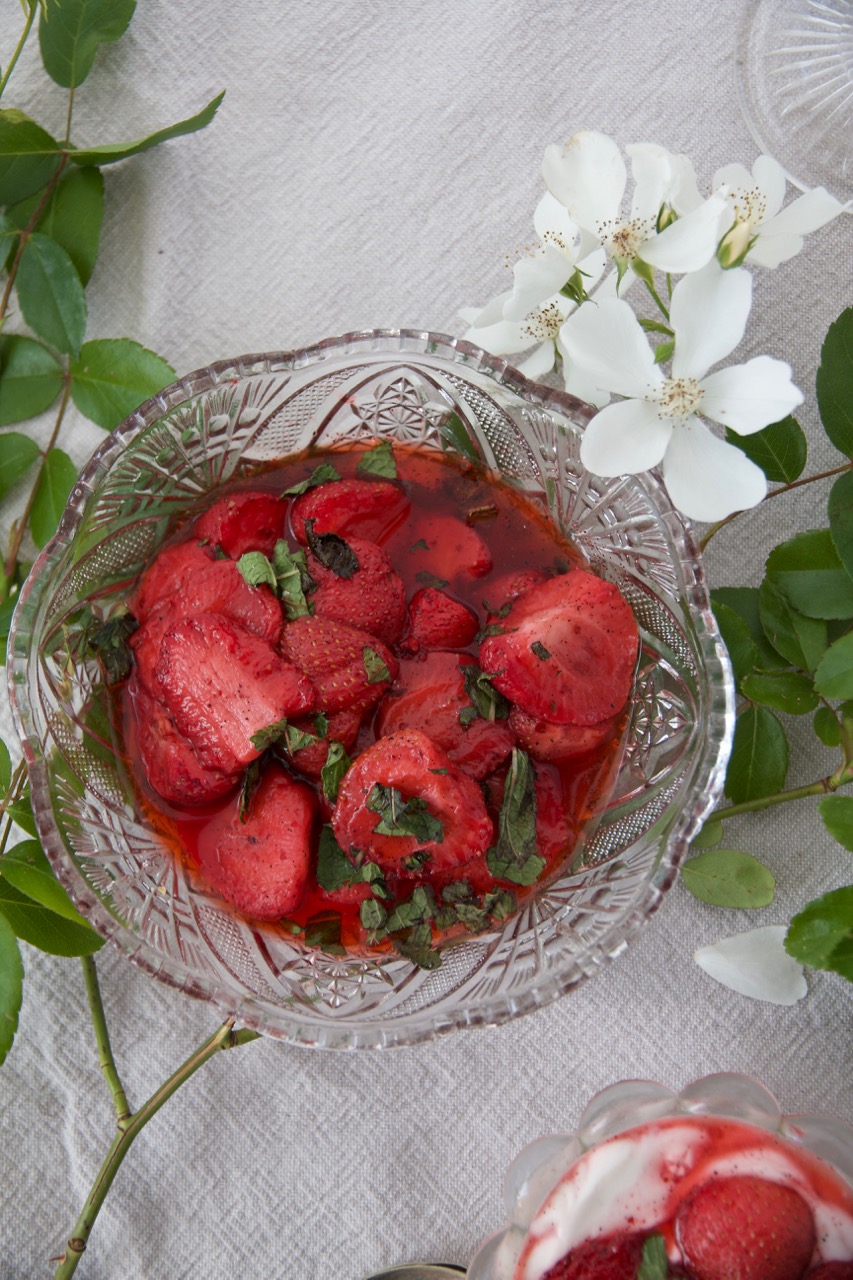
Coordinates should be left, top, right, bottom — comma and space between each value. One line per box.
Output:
116, 441, 640, 965
515, 1114, 853, 1280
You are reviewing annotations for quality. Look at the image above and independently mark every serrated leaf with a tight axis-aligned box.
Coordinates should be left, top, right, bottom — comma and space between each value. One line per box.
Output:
710, 586, 787, 671
0, 877, 102, 955
38, 0, 136, 88
785, 886, 853, 980
0, 336, 64, 424
16, 233, 86, 355
29, 447, 76, 547
236, 550, 277, 591
766, 530, 853, 620
828, 470, 853, 585
814, 633, 853, 700
0, 913, 23, 1066
5, 792, 36, 836
1, 839, 94, 925
819, 795, 853, 851
0, 431, 40, 500
0, 110, 60, 205
725, 415, 807, 483
758, 577, 827, 672
486, 748, 546, 886
70, 338, 174, 429
315, 825, 357, 893
712, 601, 759, 686
12, 166, 105, 285
740, 671, 818, 715
725, 704, 788, 804
816, 307, 853, 457
69, 91, 225, 166
682, 848, 775, 908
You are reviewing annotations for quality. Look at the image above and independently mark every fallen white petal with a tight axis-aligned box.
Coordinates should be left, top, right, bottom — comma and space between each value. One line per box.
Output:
542, 130, 625, 231
694, 925, 808, 1005
560, 297, 659, 399
670, 264, 752, 381
701, 356, 804, 433
579, 397, 671, 476
662, 419, 767, 521
640, 195, 728, 274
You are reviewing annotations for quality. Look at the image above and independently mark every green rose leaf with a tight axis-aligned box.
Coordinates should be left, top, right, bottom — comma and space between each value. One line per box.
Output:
0, 110, 60, 205
0, 432, 40, 501
691, 817, 723, 850
785, 886, 853, 980
16, 233, 87, 356
712, 601, 759, 686
1, 839, 95, 926
0, 738, 10, 793
38, 0, 137, 88
819, 795, 853, 851
69, 91, 225, 167
29, 447, 77, 547
0, 336, 64, 424
0, 877, 103, 955
70, 338, 175, 429
758, 577, 827, 672
682, 848, 776, 909
9, 166, 106, 285
725, 705, 788, 804
5, 789, 37, 837
816, 307, 853, 458
814, 633, 853, 700
725, 415, 807, 483
828, 470, 853, 583
740, 671, 819, 715
710, 586, 787, 671
0, 914, 23, 1067
765, 530, 853, 620
813, 706, 843, 747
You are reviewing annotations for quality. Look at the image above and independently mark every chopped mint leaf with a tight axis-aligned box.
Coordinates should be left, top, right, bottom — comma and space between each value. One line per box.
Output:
320, 740, 351, 804
530, 640, 551, 661
283, 722, 319, 754
410, 538, 429, 551
250, 717, 290, 751
458, 705, 478, 728
361, 862, 389, 898
282, 462, 341, 495
304, 518, 359, 578
393, 922, 442, 969
86, 612, 139, 684
416, 569, 449, 590
385, 885, 437, 933
638, 1234, 672, 1280
304, 910, 344, 953
477, 623, 506, 640
454, 901, 490, 931
316, 826, 358, 892
238, 759, 263, 824
367, 784, 444, 843
212, 544, 230, 560
236, 549, 277, 591
313, 711, 330, 738
482, 888, 516, 920
434, 905, 458, 931
466, 503, 498, 524
487, 748, 546, 886
278, 918, 303, 936
429, 767, 449, 775
402, 849, 431, 871
356, 440, 397, 479
272, 540, 315, 619
482, 598, 512, 618
461, 663, 510, 722
360, 897, 388, 933
441, 881, 474, 904
363, 645, 391, 685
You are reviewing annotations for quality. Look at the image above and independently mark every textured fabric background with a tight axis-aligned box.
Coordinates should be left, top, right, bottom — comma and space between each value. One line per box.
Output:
0, 1, 851, 1277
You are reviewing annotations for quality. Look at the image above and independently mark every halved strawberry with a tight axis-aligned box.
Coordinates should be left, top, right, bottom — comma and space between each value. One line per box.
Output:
402, 587, 479, 652
194, 490, 288, 559
479, 569, 639, 726
129, 679, 241, 807
675, 1175, 816, 1280
308, 536, 406, 645
508, 705, 619, 762
291, 477, 410, 546
279, 615, 397, 715
407, 513, 492, 581
194, 764, 316, 920
332, 728, 493, 872
539, 1232, 646, 1280
482, 568, 548, 613
376, 651, 514, 781
156, 612, 315, 772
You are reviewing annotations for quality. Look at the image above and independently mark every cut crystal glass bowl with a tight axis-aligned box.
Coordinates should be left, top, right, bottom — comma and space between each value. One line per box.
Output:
7, 330, 733, 1049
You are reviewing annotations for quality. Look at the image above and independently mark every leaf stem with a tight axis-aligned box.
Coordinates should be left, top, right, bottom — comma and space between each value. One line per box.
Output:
51, 1019, 260, 1278
700, 460, 853, 550
3, 371, 71, 581
715, 768, 853, 821
0, 0, 37, 101
79, 956, 131, 1125
643, 277, 670, 321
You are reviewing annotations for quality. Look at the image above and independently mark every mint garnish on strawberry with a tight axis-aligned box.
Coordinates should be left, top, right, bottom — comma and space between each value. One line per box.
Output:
282, 462, 341, 495
366, 784, 445, 843
487, 748, 546, 886
637, 1235, 673, 1280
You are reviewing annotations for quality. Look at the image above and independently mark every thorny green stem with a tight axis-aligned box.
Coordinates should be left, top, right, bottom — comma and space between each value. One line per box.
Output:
51, 1017, 260, 1279
0, 1, 37, 101
715, 764, 853, 822
79, 956, 131, 1125
3, 372, 72, 581
700, 460, 853, 550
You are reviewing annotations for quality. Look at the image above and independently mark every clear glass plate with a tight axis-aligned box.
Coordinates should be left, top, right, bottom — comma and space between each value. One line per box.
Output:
7, 330, 733, 1050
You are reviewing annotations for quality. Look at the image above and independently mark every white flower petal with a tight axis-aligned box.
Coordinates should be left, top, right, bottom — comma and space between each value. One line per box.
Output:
752, 154, 788, 218
533, 190, 579, 244
560, 297, 660, 398
712, 161, 755, 194
701, 356, 804, 434
746, 232, 806, 269
463, 316, 536, 356
542, 130, 626, 231
580, 398, 672, 476
694, 925, 807, 1005
504, 248, 575, 320
561, 357, 612, 409
627, 142, 676, 222
669, 153, 703, 213
662, 419, 767, 521
462, 289, 514, 329
762, 184, 846, 238
640, 195, 729, 273
670, 264, 752, 380
516, 341, 556, 379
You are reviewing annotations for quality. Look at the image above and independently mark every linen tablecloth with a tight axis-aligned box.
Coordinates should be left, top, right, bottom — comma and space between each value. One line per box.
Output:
1, 1, 851, 1276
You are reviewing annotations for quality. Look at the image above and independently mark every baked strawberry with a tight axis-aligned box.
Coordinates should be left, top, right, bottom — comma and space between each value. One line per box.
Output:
194, 764, 316, 920
407, 513, 492, 581
291, 477, 410, 546
482, 568, 548, 613
479, 570, 639, 726
675, 1175, 816, 1280
279, 615, 397, 714
376, 651, 514, 781
509, 705, 619, 762
402, 587, 479, 652
308, 536, 406, 645
129, 680, 241, 807
539, 1232, 646, 1279
332, 728, 493, 872
194, 490, 288, 559
156, 612, 315, 772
